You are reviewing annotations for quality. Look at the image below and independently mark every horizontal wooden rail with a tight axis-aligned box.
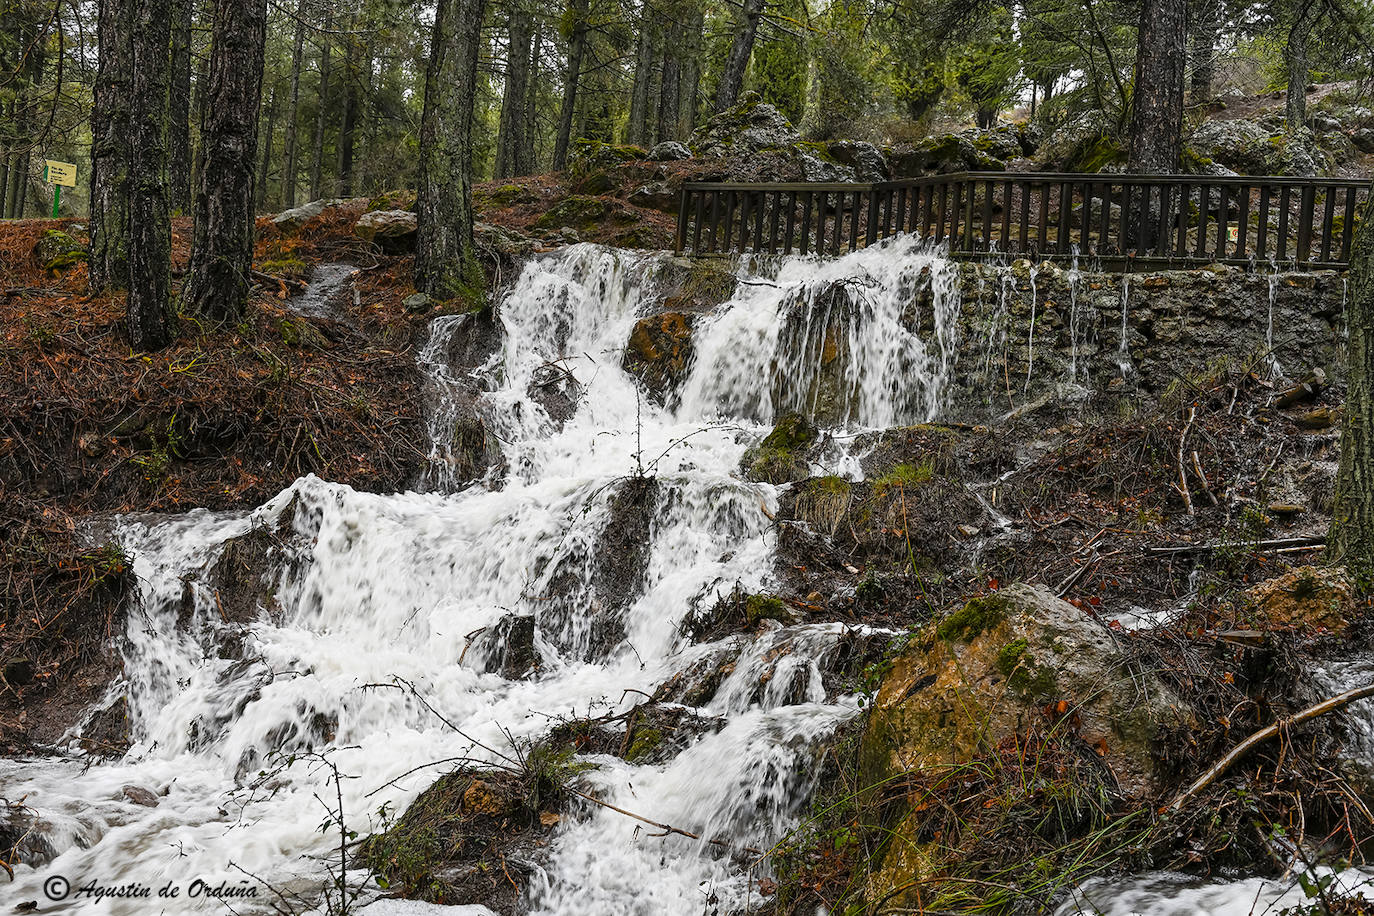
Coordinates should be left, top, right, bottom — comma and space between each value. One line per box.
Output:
674, 172, 1369, 270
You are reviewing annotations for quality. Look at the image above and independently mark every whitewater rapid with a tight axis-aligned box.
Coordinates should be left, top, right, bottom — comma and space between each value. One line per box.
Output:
3, 237, 1365, 916
0, 238, 959, 915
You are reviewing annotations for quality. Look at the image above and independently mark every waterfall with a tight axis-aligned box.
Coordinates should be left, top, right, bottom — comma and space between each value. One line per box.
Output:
1, 239, 960, 915
1025, 265, 1039, 391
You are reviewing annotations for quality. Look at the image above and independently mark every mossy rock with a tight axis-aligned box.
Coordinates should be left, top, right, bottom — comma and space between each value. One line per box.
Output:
744, 594, 792, 625
33, 230, 88, 273
475, 183, 535, 209
567, 139, 648, 176
862, 583, 1193, 800
742, 412, 818, 484
366, 188, 416, 212
935, 593, 1007, 642
532, 195, 612, 231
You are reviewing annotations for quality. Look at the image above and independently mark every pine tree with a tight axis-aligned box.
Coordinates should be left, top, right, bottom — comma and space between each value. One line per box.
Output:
415, 0, 487, 300
181, 0, 268, 323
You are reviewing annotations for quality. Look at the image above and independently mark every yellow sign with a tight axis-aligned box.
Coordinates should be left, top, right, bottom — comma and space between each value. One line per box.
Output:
44, 160, 77, 187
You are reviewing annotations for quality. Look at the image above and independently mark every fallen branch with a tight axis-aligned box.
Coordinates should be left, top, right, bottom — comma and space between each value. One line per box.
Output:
570, 789, 762, 855
1145, 536, 1325, 556
1167, 682, 1374, 812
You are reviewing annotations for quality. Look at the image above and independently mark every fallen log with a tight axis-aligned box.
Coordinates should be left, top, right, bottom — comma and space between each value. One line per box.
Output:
1166, 682, 1374, 812
1145, 536, 1325, 557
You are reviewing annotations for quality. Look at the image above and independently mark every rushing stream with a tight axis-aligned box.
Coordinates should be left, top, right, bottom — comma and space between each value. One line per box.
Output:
1, 237, 1364, 915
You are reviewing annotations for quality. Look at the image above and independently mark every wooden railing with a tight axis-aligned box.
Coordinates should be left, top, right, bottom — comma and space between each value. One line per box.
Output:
675, 173, 1369, 269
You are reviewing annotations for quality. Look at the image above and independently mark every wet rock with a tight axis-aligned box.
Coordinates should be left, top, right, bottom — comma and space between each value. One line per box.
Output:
403, 292, 430, 313
354, 209, 417, 253
0, 800, 57, 868
470, 613, 538, 678
536, 477, 659, 661
688, 92, 800, 158
1352, 127, 1374, 154
861, 584, 1193, 798
622, 311, 695, 405
528, 362, 582, 430
826, 139, 889, 181
1245, 567, 1355, 635
121, 784, 159, 807
742, 412, 818, 484
627, 179, 679, 213
474, 221, 539, 259
648, 140, 692, 161
32, 230, 87, 273
78, 694, 131, 756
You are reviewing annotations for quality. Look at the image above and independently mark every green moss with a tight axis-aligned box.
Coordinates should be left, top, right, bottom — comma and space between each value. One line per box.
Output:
810, 474, 851, 495
745, 594, 789, 625
743, 412, 818, 483
44, 250, 88, 272
260, 258, 309, 279
936, 594, 1007, 642
797, 141, 841, 165
625, 727, 664, 763
533, 195, 611, 231
872, 459, 935, 496
994, 638, 1027, 677
1069, 134, 1126, 173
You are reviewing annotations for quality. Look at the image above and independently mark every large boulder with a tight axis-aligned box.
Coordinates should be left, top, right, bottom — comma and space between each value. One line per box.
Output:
1033, 110, 1123, 172
354, 209, 417, 253
648, 140, 692, 161
827, 140, 890, 181
1187, 118, 1328, 176
274, 198, 341, 232
567, 139, 647, 176
861, 584, 1193, 799
688, 91, 801, 158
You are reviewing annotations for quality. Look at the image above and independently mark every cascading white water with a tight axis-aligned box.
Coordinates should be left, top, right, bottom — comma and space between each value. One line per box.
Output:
1025, 265, 1039, 391
1, 238, 959, 915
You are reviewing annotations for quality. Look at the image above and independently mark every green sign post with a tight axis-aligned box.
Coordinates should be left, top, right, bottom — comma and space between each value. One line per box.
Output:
44, 159, 77, 218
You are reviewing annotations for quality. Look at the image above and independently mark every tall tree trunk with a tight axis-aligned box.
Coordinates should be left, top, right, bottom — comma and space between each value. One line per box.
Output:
1126, 0, 1186, 172
552, 0, 587, 170
90, 0, 133, 293
495, 1, 534, 178
181, 0, 267, 323
169, 0, 194, 214
415, 0, 487, 299
336, 28, 359, 196
713, 0, 763, 113
128, 0, 175, 351
310, 11, 333, 200
1285, 0, 1313, 132
281, 0, 307, 208
1332, 188, 1374, 573
677, 4, 704, 135
625, 4, 656, 146
522, 25, 541, 169
1189, 0, 1218, 102
190, 0, 212, 204
656, 26, 681, 142
257, 83, 278, 211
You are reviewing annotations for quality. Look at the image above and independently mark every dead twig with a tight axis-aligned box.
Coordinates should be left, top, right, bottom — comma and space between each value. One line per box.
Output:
1167, 682, 1374, 812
